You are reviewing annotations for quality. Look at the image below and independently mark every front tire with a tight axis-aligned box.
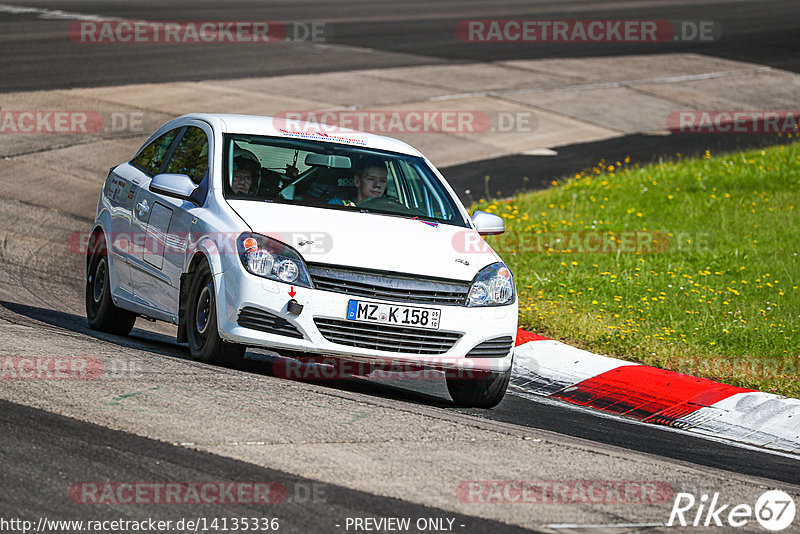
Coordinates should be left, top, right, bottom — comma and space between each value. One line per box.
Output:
86, 234, 137, 335
186, 261, 245, 366
446, 365, 511, 409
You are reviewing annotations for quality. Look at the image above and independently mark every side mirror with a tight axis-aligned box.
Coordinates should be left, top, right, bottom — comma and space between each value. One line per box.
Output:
150, 173, 197, 202
471, 210, 505, 236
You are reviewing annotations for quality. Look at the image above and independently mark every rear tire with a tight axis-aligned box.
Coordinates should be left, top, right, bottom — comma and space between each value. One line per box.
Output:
85, 233, 137, 335
186, 261, 245, 366
446, 365, 511, 409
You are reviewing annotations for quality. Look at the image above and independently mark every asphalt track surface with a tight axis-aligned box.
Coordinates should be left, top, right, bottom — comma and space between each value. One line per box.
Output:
2, 1, 800, 531
1, 399, 535, 534
0, 0, 798, 92
5, 297, 800, 488
2, 295, 799, 521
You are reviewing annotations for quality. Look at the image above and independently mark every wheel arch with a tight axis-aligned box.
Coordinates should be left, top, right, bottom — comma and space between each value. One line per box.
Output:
86, 221, 110, 273
177, 251, 210, 343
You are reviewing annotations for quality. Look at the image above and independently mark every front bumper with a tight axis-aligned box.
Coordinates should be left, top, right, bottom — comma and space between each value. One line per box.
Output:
215, 266, 517, 373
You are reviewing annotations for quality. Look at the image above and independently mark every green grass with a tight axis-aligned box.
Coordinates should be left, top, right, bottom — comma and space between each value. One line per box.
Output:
472, 140, 800, 397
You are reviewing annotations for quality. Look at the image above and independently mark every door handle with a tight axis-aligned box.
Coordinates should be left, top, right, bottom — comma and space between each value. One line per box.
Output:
137, 201, 149, 215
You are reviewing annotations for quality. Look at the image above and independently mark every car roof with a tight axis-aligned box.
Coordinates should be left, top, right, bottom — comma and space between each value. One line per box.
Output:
177, 113, 424, 157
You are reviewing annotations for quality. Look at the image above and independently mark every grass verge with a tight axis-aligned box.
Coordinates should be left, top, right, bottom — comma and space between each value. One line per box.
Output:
472, 139, 800, 397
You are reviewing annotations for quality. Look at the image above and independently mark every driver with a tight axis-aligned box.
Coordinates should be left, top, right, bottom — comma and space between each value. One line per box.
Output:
354, 162, 387, 203
329, 159, 388, 206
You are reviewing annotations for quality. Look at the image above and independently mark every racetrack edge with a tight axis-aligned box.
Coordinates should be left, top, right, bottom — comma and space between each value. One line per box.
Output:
513, 328, 800, 455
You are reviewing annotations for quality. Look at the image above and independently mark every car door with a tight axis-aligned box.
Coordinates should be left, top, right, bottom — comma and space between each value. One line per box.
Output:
130, 123, 211, 317
104, 127, 181, 302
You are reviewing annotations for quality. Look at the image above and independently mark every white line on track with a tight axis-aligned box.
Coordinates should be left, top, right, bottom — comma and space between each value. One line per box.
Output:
0, 3, 121, 21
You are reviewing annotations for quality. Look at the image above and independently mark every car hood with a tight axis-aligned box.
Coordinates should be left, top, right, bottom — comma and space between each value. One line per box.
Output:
227, 200, 501, 281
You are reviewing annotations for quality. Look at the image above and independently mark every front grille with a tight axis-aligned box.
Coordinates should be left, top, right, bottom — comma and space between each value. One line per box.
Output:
466, 336, 514, 358
314, 317, 462, 354
308, 264, 470, 306
238, 307, 305, 339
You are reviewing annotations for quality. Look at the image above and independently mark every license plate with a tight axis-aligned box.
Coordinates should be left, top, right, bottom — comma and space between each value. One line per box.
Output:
346, 300, 441, 330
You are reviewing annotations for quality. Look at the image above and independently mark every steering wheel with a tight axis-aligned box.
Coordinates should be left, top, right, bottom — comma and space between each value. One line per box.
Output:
356, 196, 413, 213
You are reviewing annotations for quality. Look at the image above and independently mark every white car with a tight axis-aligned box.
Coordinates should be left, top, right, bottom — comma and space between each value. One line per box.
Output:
86, 114, 517, 407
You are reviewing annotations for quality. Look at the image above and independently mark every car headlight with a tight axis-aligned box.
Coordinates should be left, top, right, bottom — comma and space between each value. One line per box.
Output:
237, 233, 313, 288
467, 262, 515, 307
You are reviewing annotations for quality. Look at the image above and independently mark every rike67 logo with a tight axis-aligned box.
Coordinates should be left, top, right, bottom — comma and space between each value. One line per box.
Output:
668, 490, 796, 531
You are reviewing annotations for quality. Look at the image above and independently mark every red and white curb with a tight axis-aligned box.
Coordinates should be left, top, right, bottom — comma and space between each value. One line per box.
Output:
512, 329, 800, 455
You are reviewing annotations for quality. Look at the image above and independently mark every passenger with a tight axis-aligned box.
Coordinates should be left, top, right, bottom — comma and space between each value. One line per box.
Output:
231, 154, 259, 195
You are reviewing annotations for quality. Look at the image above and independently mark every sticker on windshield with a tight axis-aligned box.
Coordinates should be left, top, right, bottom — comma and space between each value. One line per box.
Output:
277, 128, 367, 146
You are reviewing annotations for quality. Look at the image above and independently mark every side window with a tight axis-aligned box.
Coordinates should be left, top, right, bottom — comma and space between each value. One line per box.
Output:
165, 126, 209, 185
132, 128, 180, 176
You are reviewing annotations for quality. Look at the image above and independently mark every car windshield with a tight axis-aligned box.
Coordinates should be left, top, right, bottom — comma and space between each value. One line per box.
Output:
222, 134, 468, 227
